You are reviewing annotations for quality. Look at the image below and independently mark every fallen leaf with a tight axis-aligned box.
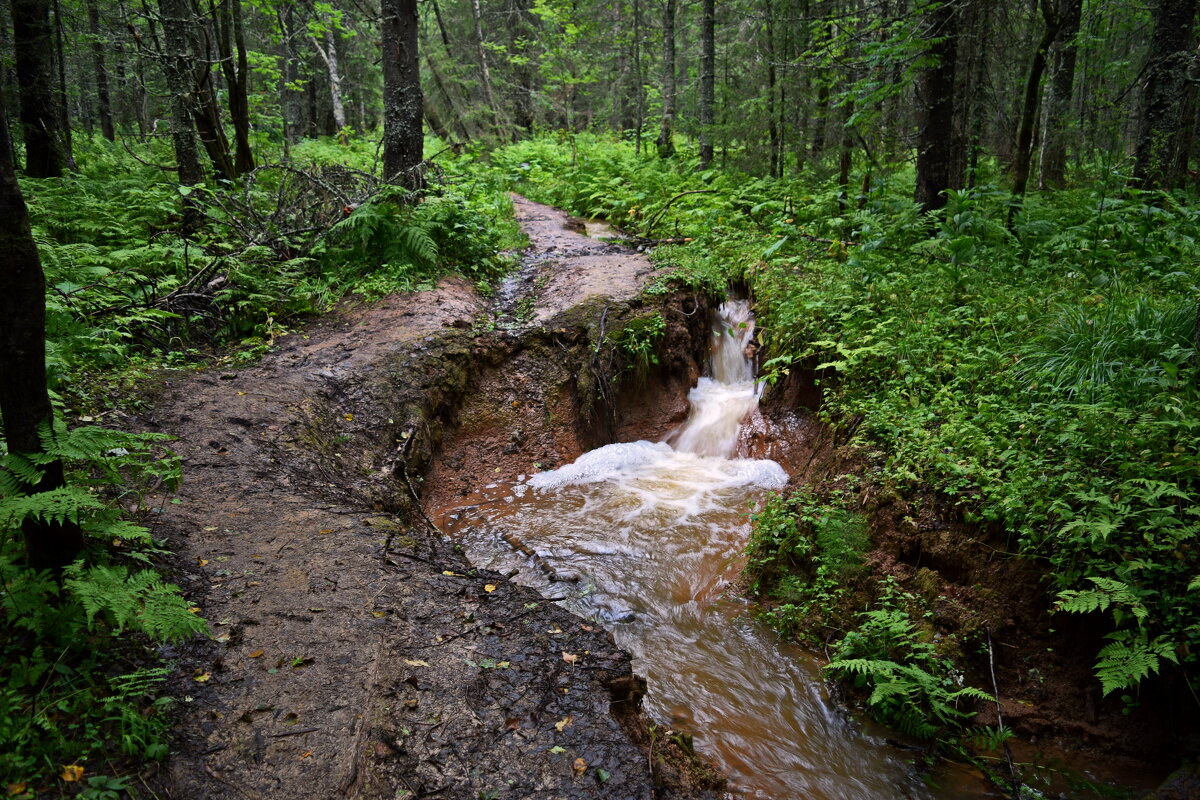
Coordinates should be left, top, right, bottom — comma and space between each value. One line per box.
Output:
309, 607, 325, 613
441, 570, 458, 576
554, 715, 572, 732
197, 558, 209, 567
248, 649, 264, 658
573, 757, 587, 776
484, 584, 496, 593
505, 717, 520, 731
193, 672, 212, 682
188, 607, 202, 614
6, 782, 27, 795
301, 749, 313, 759
371, 611, 387, 618
60, 766, 84, 783
596, 767, 611, 784
203, 526, 218, 531
213, 633, 231, 643
318, 529, 334, 535
562, 652, 579, 665
580, 624, 593, 632
403, 659, 430, 667
343, 413, 354, 421
548, 745, 565, 754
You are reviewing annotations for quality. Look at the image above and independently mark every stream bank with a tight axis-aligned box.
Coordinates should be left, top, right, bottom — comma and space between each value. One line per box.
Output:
142, 197, 726, 799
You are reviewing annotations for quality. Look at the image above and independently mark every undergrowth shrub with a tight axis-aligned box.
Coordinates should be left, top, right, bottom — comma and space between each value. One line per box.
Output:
1, 420, 204, 795
495, 132, 1200, 709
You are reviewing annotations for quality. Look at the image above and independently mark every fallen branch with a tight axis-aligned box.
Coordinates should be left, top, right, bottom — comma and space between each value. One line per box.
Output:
641, 189, 719, 237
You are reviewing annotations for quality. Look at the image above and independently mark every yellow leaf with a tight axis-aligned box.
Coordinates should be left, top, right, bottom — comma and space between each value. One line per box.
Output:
301, 749, 313, 759
319, 528, 334, 535
188, 607, 202, 614
194, 672, 212, 682
442, 570, 458, 576
484, 584, 496, 593
248, 649, 264, 658
6, 782, 28, 795
371, 611, 387, 618
344, 413, 354, 421
403, 659, 430, 667
60, 766, 84, 783
573, 757, 587, 776
197, 558, 209, 567
554, 715, 573, 732
562, 651, 579, 665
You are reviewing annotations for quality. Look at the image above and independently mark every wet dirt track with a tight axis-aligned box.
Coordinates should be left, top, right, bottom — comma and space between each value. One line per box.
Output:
143, 197, 723, 800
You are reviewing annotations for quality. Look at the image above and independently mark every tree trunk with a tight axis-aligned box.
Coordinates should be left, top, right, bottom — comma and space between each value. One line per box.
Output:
382, 0, 423, 190
87, 0, 115, 141
1038, 0, 1082, 189
1132, 0, 1199, 190
158, 0, 204, 224
51, 0, 73, 166
506, 0, 538, 136
914, 0, 960, 213
469, 0, 504, 139
656, 0, 676, 157
215, 0, 254, 174
1010, 0, 1066, 214
0, 95, 84, 570
12, 0, 67, 176
187, 6, 235, 180
310, 15, 347, 133
765, 0, 778, 178
698, 0, 714, 169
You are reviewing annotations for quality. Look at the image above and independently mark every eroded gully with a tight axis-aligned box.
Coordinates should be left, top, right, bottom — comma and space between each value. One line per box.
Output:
430, 297, 986, 800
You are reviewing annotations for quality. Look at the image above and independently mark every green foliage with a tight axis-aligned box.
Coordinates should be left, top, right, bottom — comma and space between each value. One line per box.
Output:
500, 132, 1200, 702
0, 418, 199, 794
825, 582, 992, 745
746, 491, 870, 639
610, 312, 666, 373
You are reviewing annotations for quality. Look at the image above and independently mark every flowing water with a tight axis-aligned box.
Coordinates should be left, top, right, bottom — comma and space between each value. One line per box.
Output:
439, 301, 985, 799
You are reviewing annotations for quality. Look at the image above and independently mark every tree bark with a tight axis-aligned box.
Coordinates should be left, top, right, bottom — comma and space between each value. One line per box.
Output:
698, 0, 714, 169
656, 0, 676, 157
1132, 0, 1199, 190
310, 14, 347, 132
0, 95, 84, 570
382, 0, 423, 190
469, 0, 504, 139
1010, 0, 1066, 213
12, 0, 67, 176
87, 0, 115, 141
914, 0, 960, 213
215, 0, 254, 174
51, 0, 73, 166
1038, 0, 1082, 189
158, 0, 204, 226
188, 6, 236, 180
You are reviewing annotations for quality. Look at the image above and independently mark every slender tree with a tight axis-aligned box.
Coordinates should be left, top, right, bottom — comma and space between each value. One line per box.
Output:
0, 94, 84, 570
699, 0, 714, 168
382, 0, 423, 189
216, 0, 254, 174
87, 0, 116, 141
1010, 0, 1070, 216
1132, 0, 1199, 190
914, 0, 961, 213
1038, 0, 1082, 188
656, 0, 677, 156
12, 0, 68, 176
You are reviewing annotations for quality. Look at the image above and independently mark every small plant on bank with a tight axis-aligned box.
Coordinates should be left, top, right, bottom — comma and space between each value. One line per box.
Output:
825, 580, 992, 744
745, 491, 870, 638
610, 312, 667, 375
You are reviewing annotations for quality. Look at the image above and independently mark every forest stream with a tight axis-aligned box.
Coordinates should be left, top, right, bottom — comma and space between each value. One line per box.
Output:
432, 300, 975, 799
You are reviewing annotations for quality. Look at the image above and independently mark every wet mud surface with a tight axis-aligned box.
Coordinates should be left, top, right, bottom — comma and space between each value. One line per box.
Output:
142, 197, 725, 800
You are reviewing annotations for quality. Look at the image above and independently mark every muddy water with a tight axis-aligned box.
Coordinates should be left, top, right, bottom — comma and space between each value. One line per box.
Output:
440, 302, 979, 799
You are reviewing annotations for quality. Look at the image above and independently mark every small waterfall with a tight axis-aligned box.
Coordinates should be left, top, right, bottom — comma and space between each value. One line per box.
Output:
669, 300, 760, 459
445, 296, 951, 799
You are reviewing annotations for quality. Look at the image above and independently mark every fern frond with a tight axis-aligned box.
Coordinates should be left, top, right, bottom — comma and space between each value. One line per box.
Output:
1, 486, 105, 526
64, 564, 206, 643
1094, 633, 1179, 696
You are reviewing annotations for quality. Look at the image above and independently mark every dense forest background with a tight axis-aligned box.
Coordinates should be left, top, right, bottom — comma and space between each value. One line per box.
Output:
3, 0, 1200, 796
1, 0, 1196, 195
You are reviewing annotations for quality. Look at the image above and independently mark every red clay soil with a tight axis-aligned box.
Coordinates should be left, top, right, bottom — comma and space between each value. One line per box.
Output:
141, 197, 725, 800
